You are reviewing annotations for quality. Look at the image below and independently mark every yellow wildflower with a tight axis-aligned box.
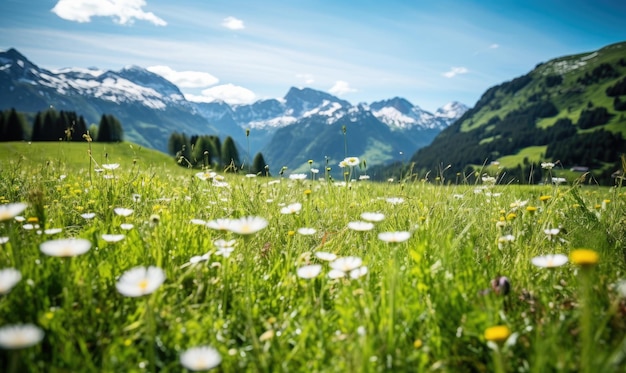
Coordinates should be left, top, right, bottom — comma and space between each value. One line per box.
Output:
570, 249, 599, 267
484, 325, 511, 343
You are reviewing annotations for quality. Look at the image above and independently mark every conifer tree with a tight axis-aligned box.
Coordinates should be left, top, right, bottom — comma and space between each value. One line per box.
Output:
5, 108, 25, 141
31, 111, 44, 141
96, 114, 111, 142
252, 152, 268, 175
221, 136, 240, 172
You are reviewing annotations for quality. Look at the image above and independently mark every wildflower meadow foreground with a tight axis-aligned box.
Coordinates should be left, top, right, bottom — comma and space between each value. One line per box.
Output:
0, 144, 625, 372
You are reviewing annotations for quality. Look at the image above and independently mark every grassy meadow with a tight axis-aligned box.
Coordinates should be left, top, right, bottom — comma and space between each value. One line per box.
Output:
0, 141, 625, 372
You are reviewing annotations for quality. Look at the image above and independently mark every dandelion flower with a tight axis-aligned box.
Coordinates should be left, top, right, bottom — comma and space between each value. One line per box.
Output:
297, 227, 317, 235
531, 254, 568, 268
330, 256, 363, 272
570, 249, 599, 267
114, 207, 134, 217
378, 231, 411, 243
0, 268, 21, 294
102, 234, 125, 243
0, 324, 44, 349
484, 325, 511, 343
40, 238, 91, 257
360, 212, 385, 222
180, 345, 222, 371
347, 221, 374, 231
116, 266, 166, 297
280, 203, 302, 214
102, 163, 120, 170
0, 202, 28, 222
314, 252, 337, 261
227, 216, 268, 235
297, 264, 323, 279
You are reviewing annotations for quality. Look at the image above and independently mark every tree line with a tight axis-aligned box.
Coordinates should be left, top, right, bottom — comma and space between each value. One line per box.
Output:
167, 132, 269, 174
0, 107, 123, 142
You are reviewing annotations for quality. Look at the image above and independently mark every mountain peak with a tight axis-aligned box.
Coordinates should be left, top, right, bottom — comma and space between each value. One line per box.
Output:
435, 101, 469, 119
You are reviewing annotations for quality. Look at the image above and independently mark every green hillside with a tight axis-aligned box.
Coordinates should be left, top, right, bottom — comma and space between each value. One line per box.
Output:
0, 141, 189, 177
405, 41, 626, 185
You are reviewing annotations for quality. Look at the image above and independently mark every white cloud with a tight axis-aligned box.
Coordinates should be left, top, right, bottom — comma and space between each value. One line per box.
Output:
296, 73, 315, 84
442, 67, 469, 78
186, 84, 256, 105
146, 65, 218, 88
489, 43, 500, 49
222, 16, 245, 30
328, 81, 357, 96
51, 0, 166, 26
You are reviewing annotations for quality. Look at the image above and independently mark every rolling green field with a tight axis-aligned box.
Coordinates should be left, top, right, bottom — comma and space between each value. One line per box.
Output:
0, 141, 625, 372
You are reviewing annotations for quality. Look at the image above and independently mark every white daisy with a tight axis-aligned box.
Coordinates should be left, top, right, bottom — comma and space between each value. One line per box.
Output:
350, 266, 368, 279
385, 197, 405, 205
180, 345, 222, 371
280, 203, 302, 214
330, 256, 363, 272
227, 216, 268, 235
102, 163, 120, 170
0, 268, 21, 294
297, 227, 317, 235
206, 219, 233, 231
288, 173, 307, 180
343, 157, 360, 167
113, 207, 134, 217
116, 266, 166, 297
297, 264, 323, 279
314, 252, 337, 261
347, 221, 374, 231
531, 254, 568, 268
40, 238, 91, 257
0, 324, 44, 349
328, 269, 347, 279
102, 234, 125, 243
80, 212, 96, 220
360, 212, 385, 222
0, 202, 28, 222
377, 231, 411, 243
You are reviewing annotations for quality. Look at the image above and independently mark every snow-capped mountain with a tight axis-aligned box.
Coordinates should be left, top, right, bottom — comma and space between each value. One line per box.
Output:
369, 97, 468, 130
0, 47, 468, 169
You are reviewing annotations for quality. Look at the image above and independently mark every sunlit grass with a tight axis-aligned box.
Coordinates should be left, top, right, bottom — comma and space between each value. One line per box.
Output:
0, 142, 625, 372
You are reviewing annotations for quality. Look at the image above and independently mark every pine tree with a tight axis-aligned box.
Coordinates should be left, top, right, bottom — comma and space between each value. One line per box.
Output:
221, 136, 240, 172
31, 111, 44, 141
72, 116, 88, 141
97, 114, 112, 142
5, 108, 25, 141
252, 152, 268, 176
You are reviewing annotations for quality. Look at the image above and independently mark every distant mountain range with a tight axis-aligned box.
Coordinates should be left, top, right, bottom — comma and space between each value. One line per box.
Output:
0, 48, 467, 172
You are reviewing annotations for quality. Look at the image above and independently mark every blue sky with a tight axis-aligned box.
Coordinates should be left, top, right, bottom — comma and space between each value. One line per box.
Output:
1, 0, 625, 112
